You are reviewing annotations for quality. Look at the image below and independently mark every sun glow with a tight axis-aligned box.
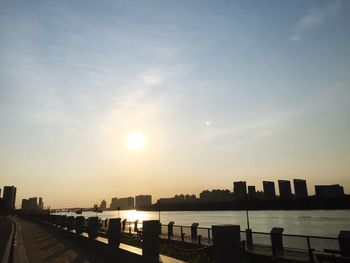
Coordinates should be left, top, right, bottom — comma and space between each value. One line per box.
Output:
126, 131, 147, 151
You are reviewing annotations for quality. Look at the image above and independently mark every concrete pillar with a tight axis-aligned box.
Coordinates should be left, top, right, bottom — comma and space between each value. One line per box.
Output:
60, 215, 67, 228
53, 215, 60, 226
142, 220, 160, 262
339, 231, 350, 256
168, 221, 174, 240
191, 223, 199, 240
67, 216, 75, 231
75, 216, 85, 234
212, 224, 242, 263
134, 220, 139, 233
122, 219, 127, 232
87, 217, 99, 239
107, 218, 121, 246
270, 227, 284, 256
50, 215, 56, 225
246, 228, 253, 249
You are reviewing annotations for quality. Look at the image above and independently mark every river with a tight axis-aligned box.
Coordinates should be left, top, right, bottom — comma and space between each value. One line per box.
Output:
57, 209, 350, 237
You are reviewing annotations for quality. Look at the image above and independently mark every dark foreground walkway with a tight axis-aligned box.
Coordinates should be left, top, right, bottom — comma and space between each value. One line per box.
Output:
12, 216, 109, 263
0, 216, 14, 261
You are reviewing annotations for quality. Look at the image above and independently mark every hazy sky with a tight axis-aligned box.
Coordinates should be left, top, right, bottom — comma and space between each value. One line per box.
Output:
1, 1, 349, 208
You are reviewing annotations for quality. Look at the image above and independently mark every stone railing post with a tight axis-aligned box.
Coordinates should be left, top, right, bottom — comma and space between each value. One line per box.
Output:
246, 228, 253, 249
191, 223, 199, 240
270, 227, 284, 256
134, 220, 139, 233
67, 216, 74, 231
107, 218, 121, 246
75, 216, 85, 234
122, 219, 127, 232
168, 221, 174, 240
142, 220, 160, 262
60, 215, 67, 228
212, 224, 242, 263
87, 217, 99, 239
339, 231, 350, 256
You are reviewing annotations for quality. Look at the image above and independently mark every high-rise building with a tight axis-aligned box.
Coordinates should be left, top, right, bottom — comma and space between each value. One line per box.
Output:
248, 186, 256, 199
135, 195, 152, 208
39, 197, 44, 210
3, 186, 16, 210
100, 200, 107, 210
233, 181, 247, 200
263, 181, 276, 199
294, 179, 308, 199
110, 197, 118, 210
278, 180, 292, 199
315, 185, 344, 198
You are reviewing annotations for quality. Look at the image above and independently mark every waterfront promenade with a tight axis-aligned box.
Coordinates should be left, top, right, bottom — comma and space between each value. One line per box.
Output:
0, 216, 13, 262
11, 216, 108, 263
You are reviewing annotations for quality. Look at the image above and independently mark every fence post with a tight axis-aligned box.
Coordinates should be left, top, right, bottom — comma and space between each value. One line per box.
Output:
208, 228, 211, 244
191, 223, 199, 240
339, 231, 350, 256
142, 220, 160, 263
212, 224, 242, 263
246, 228, 253, 249
75, 216, 85, 234
306, 236, 314, 262
134, 220, 139, 233
168, 221, 174, 240
270, 227, 284, 256
122, 219, 126, 232
198, 235, 202, 245
87, 217, 99, 239
107, 218, 121, 246
67, 216, 74, 231
60, 215, 67, 228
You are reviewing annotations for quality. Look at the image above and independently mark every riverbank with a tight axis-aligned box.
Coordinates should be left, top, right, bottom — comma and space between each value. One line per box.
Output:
141, 196, 350, 212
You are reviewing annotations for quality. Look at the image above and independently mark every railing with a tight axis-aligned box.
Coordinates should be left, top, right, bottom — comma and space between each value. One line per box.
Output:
97, 218, 339, 254
21, 213, 350, 263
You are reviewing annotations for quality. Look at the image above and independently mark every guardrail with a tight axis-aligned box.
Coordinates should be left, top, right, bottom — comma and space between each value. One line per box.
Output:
45, 214, 349, 261
97, 218, 342, 254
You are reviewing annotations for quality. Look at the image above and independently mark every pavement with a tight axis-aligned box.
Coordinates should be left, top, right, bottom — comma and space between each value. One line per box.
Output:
11, 216, 108, 263
0, 216, 13, 262
9, 216, 185, 263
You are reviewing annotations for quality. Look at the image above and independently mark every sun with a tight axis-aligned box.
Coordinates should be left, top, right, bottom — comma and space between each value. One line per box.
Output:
126, 131, 147, 152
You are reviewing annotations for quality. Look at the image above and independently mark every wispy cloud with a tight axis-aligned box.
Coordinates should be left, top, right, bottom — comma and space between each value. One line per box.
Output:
197, 109, 304, 148
290, 1, 341, 41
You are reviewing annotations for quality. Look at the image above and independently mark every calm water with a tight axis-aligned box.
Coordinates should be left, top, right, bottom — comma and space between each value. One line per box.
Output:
58, 210, 350, 237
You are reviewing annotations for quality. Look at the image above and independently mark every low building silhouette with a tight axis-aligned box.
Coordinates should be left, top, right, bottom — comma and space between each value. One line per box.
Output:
199, 189, 231, 202
21, 196, 44, 211
248, 186, 256, 199
315, 184, 344, 198
158, 194, 197, 205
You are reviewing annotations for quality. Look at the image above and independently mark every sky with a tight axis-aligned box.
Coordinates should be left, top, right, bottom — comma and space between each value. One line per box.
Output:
1, 0, 349, 208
